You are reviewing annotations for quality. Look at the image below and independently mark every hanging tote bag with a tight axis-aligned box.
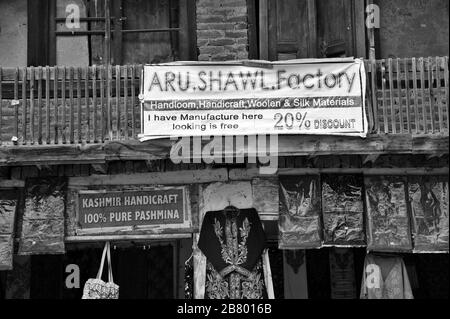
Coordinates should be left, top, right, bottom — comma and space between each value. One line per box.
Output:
82, 242, 119, 299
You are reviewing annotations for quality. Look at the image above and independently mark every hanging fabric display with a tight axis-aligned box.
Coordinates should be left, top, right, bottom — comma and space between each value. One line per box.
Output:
197, 207, 267, 299
0, 189, 20, 271
279, 175, 322, 249
322, 174, 365, 246
360, 254, 413, 299
329, 248, 357, 299
408, 175, 449, 253
364, 176, 412, 252
18, 178, 67, 255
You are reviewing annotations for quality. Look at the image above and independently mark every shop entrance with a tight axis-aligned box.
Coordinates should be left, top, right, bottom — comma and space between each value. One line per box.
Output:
27, 241, 186, 299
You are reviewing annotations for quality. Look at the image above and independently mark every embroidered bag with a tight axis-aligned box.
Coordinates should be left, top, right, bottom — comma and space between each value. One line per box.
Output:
82, 242, 119, 299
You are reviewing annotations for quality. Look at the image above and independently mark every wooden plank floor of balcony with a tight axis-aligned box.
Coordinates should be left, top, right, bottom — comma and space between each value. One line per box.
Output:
0, 134, 448, 166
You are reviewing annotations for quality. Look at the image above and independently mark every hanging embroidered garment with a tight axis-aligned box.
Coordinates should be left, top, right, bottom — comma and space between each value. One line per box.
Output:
360, 254, 413, 299
364, 176, 413, 252
322, 174, 365, 246
408, 175, 449, 252
197, 208, 267, 299
18, 178, 67, 255
0, 189, 20, 271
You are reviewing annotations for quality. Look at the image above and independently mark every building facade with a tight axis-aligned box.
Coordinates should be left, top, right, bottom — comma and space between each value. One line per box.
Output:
0, 0, 448, 299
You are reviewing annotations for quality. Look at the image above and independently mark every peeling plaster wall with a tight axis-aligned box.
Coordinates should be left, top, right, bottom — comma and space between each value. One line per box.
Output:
0, 0, 27, 67
378, 0, 449, 58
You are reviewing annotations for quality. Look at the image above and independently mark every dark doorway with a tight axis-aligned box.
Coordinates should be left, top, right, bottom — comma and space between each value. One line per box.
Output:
29, 242, 176, 299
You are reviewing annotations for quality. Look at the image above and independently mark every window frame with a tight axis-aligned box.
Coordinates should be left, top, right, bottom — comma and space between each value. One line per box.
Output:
28, 0, 197, 66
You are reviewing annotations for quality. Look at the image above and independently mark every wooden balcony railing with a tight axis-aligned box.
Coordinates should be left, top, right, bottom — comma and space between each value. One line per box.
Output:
0, 57, 448, 147
365, 57, 449, 135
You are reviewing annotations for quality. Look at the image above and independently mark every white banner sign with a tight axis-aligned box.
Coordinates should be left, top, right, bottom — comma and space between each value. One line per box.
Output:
139, 59, 368, 140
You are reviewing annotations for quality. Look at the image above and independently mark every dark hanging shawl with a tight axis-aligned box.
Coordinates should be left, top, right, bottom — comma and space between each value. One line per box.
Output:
408, 175, 449, 252
364, 176, 412, 252
18, 178, 67, 255
0, 189, 20, 270
198, 208, 267, 299
322, 174, 366, 246
278, 175, 322, 249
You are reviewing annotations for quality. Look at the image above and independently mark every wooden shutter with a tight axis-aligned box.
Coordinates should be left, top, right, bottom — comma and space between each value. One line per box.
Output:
260, 0, 366, 61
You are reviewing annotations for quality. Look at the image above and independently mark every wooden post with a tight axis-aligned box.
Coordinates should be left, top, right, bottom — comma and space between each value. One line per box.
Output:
14, 67, 19, 139
0, 67, 2, 146
388, 58, 396, 134
131, 65, 136, 138
436, 56, 444, 133
246, 0, 258, 59
48, 0, 57, 66
69, 66, 74, 143
444, 57, 449, 131
45, 66, 51, 144
77, 67, 82, 143
93, 65, 98, 143
61, 67, 66, 144
30, 67, 35, 144
105, 0, 112, 141
259, 0, 269, 60
53, 66, 59, 144
37, 66, 43, 144
396, 58, 403, 134
193, 184, 206, 299
404, 59, 411, 133
123, 66, 128, 139
428, 57, 436, 133
306, 0, 317, 58
366, 0, 376, 61
419, 57, 426, 133
112, 0, 123, 65
354, 0, 367, 58
116, 65, 121, 139
381, 60, 388, 133
366, 0, 378, 133
412, 58, 419, 133
84, 66, 90, 143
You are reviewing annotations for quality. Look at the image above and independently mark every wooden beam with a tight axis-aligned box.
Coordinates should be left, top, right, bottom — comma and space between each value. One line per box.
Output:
68, 168, 229, 186
0, 134, 448, 166
65, 233, 191, 243
0, 180, 25, 188
229, 167, 449, 180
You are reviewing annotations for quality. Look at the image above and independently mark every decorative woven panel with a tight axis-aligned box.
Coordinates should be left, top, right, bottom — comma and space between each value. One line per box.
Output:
408, 175, 449, 253
364, 175, 412, 252
18, 178, 67, 255
0, 189, 20, 270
